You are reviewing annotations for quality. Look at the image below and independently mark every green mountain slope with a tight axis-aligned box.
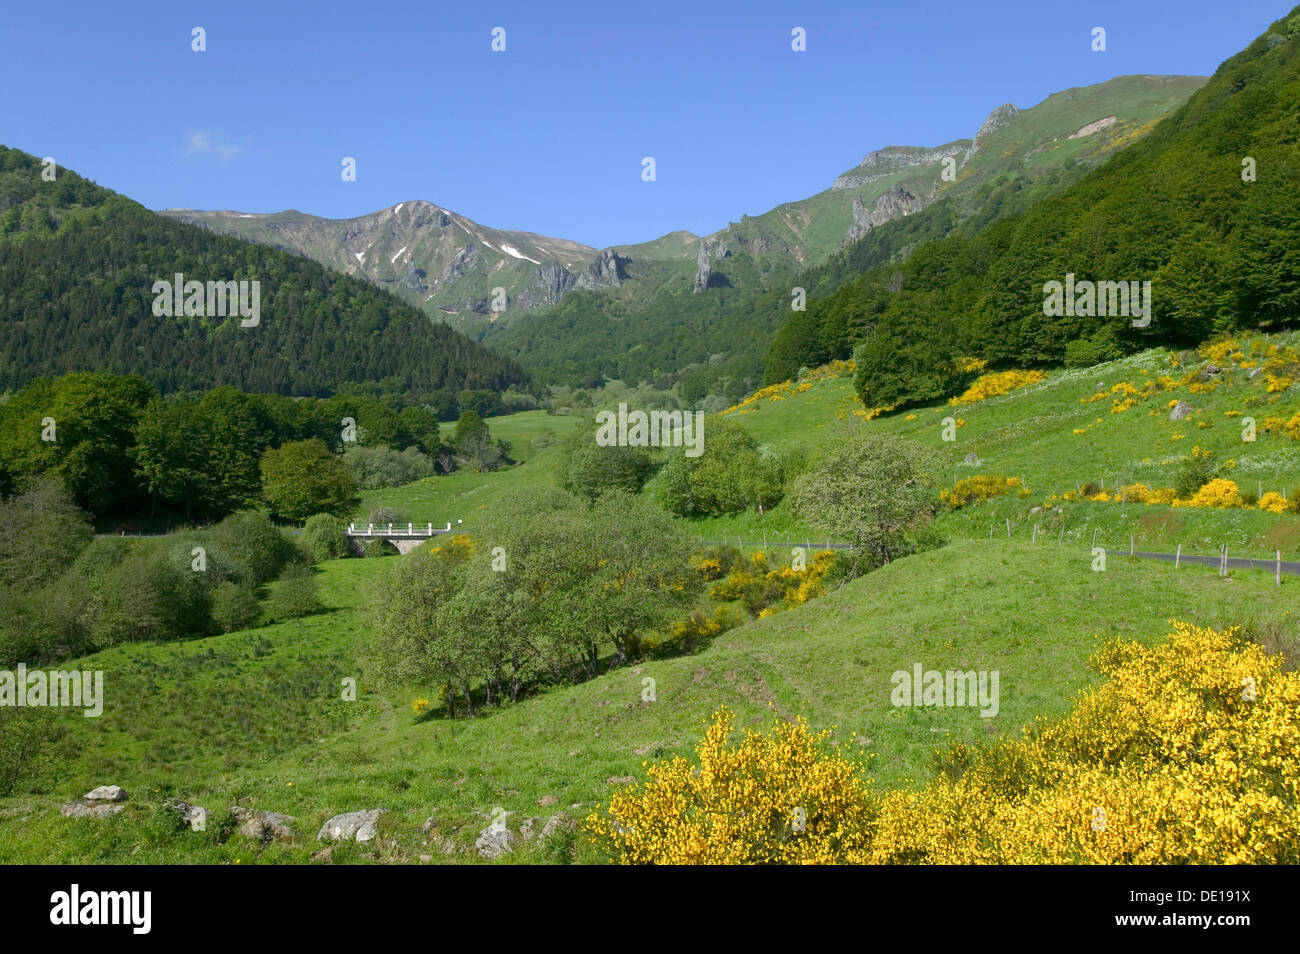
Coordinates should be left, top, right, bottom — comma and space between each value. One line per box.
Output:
787, 8, 1300, 410
0, 149, 526, 397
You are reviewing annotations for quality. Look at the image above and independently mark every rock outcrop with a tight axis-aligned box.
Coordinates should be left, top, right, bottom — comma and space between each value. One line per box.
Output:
847, 186, 925, 242
574, 249, 628, 291
965, 103, 1020, 160
518, 263, 576, 309
834, 143, 968, 190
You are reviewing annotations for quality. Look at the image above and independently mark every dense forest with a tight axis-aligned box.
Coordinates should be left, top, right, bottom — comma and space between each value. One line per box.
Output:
768, 11, 1300, 409
0, 147, 526, 397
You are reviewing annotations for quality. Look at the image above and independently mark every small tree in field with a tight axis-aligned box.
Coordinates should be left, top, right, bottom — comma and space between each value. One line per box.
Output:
790, 431, 940, 574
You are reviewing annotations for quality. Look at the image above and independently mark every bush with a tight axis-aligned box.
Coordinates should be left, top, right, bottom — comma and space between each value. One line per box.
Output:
267, 563, 322, 619
211, 511, 295, 585
1173, 446, 1219, 498
211, 581, 260, 633
586, 706, 874, 863
302, 513, 349, 562
342, 445, 434, 490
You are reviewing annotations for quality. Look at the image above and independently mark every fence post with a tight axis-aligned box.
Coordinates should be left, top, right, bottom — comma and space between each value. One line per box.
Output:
1130, 534, 1134, 556
1006, 518, 1011, 538
1277, 550, 1282, 587
1058, 525, 1064, 547
1175, 543, 1181, 569
1091, 528, 1097, 550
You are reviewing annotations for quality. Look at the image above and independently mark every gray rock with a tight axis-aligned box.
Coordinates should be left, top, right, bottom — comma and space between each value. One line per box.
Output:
692, 241, 712, 293
61, 785, 129, 819
574, 249, 627, 292
1169, 400, 1194, 421
475, 824, 517, 858
317, 808, 384, 843
848, 186, 924, 242
966, 103, 1020, 161
168, 799, 208, 832
517, 263, 575, 309
539, 811, 576, 841
1249, 366, 1264, 379
61, 799, 124, 819
84, 785, 127, 802
964, 452, 979, 463
520, 816, 541, 841
231, 806, 299, 845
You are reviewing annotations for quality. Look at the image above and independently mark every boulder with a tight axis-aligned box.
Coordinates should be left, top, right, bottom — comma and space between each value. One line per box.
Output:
231, 807, 299, 845
964, 452, 979, 463
536, 794, 558, 808
317, 808, 384, 843
1169, 400, 1194, 421
475, 824, 517, 859
84, 785, 127, 802
520, 816, 542, 841
61, 785, 128, 818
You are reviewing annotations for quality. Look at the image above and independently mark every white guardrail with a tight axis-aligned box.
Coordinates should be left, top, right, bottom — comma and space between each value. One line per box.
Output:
346, 522, 452, 537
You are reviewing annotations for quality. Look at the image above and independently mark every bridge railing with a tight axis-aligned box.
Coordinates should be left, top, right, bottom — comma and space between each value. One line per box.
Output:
345, 521, 452, 537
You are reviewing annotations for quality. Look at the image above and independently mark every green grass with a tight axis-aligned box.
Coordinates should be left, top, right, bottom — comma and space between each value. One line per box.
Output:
3, 537, 1295, 863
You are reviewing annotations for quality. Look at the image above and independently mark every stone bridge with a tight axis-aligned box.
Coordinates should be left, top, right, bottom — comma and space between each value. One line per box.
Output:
346, 521, 452, 555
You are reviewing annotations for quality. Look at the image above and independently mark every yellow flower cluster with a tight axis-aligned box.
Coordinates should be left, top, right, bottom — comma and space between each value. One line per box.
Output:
870, 623, 1299, 864
950, 369, 1046, 406
592, 624, 1300, 864
942, 474, 1024, 508
1173, 478, 1242, 509
585, 706, 875, 864
1260, 414, 1300, 441
706, 549, 837, 614
667, 605, 743, 642
411, 698, 430, 715
722, 360, 856, 415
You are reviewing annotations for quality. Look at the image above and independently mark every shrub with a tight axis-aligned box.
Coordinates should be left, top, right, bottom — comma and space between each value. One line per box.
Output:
1173, 446, 1219, 498
342, 445, 434, 490
302, 513, 349, 562
586, 706, 875, 864
211, 511, 295, 585
363, 537, 396, 558
260, 438, 357, 520
267, 563, 322, 619
942, 474, 1024, 508
211, 581, 260, 633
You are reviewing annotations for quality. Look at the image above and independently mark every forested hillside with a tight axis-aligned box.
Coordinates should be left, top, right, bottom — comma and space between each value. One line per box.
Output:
771, 10, 1300, 410
0, 148, 526, 397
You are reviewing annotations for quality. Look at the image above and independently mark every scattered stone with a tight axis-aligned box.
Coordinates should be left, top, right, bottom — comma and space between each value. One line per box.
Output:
311, 845, 335, 863
475, 824, 517, 859
1170, 400, 1194, 421
421, 815, 438, 834
596, 700, 609, 708
61, 800, 124, 819
168, 799, 208, 832
317, 808, 384, 843
85, 785, 128, 802
418, 854, 432, 863
231, 807, 299, 845
1249, 366, 1264, 379
440, 839, 458, 855
606, 776, 636, 785
520, 816, 541, 841
539, 812, 576, 841
964, 452, 979, 463
61, 785, 129, 819
537, 795, 558, 807
1029, 506, 1042, 514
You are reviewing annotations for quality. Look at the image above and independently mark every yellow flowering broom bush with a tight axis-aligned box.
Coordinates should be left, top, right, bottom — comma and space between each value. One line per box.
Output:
942, 474, 1024, 508
586, 705, 875, 864
591, 624, 1300, 864
949, 369, 1045, 405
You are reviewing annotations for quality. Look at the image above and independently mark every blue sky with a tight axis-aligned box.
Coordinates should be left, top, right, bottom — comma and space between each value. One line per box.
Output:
0, 0, 1290, 249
